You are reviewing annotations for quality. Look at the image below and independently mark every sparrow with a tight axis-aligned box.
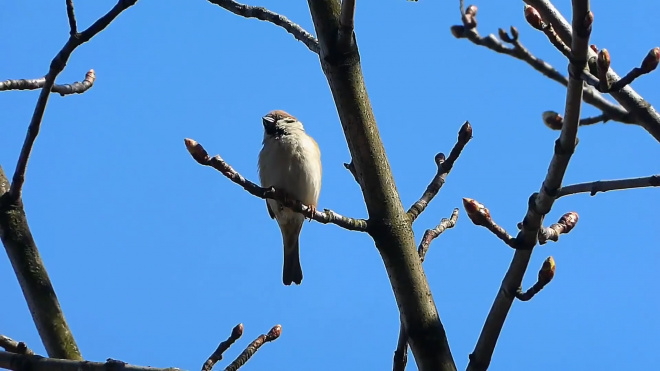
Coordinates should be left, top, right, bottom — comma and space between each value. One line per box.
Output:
258, 110, 322, 285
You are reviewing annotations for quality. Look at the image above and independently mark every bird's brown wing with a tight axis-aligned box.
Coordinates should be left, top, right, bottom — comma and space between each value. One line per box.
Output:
266, 200, 275, 219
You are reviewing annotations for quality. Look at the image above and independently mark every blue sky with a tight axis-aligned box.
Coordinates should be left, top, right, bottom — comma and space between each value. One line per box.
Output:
1, 1, 659, 370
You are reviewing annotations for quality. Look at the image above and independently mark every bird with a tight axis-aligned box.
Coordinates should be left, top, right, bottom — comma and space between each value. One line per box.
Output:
258, 110, 322, 285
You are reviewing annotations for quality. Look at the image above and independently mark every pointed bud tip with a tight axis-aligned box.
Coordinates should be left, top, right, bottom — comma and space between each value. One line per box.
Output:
267, 325, 282, 340
641, 47, 660, 73
524, 5, 543, 31
542, 111, 563, 130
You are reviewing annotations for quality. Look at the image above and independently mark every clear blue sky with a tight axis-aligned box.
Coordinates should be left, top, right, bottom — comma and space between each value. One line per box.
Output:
2, 1, 659, 370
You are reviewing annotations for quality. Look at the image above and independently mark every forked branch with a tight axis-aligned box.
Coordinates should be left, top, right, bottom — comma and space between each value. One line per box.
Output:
185, 139, 368, 231
223, 325, 282, 371
0, 70, 96, 96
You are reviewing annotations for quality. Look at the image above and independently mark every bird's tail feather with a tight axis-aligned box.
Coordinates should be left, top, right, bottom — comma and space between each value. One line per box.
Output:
282, 225, 303, 285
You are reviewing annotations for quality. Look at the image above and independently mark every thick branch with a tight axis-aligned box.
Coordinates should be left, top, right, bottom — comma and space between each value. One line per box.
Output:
0, 167, 81, 359
207, 0, 319, 54
0, 351, 180, 371
0, 69, 96, 96
9, 0, 138, 202
393, 209, 459, 371
184, 139, 368, 232
306, 1, 455, 369
467, 2, 591, 370
223, 325, 281, 371
202, 324, 243, 371
525, 0, 660, 142
407, 122, 472, 223
557, 175, 660, 198
337, 0, 356, 49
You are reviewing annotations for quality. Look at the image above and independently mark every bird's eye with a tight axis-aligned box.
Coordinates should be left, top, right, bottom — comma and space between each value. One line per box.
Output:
283, 118, 296, 123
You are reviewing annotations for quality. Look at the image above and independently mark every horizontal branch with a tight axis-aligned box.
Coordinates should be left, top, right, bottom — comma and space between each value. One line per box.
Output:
515, 256, 555, 301
207, 0, 319, 54
0, 69, 96, 96
184, 138, 368, 231
202, 324, 243, 371
557, 175, 660, 198
537, 211, 579, 245
542, 110, 612, 130
0, 351, 180, 371
0, 336, 34, 356
407, 121, 472, 223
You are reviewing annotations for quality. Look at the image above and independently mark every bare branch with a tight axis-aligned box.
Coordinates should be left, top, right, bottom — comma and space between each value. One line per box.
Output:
525, 0, 660, 142
207, 0, 319, 54
338, 0, 356, 49
515, 256, 556, 301
542, 110, 612, 130
0, 336, 34, 356
9, 0, 138, 202
462, 198, 516, 248
0, 69, 96, 96
538, 212, 579, 245
467, 2, 592, 370
0, 351, 180, 371
393, 208, 460, 371
407, 121, 472, 223
65, 0, 77, 35
223, 325, 282, 371
586, 47, 660, 92
557, 175, 660, 198
452, 13, 637, 129
202, 324, 244, 371
185, 138, 368, 232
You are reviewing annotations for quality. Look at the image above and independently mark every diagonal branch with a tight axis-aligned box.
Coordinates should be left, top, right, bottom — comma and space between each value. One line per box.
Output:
557, 175, 660, 198
9, 0, 138, 202
207, 0, 319, 54
185, 138, 368, 232
467, 1, 592, 370
223, 325, 282, 371
514, 256, 556, 301
524, 0, 660, 142
0, 69, 96, 96
393, 209, 459, 371
202, 324, 243, 371
407, 122, 472, 223
0, 351, 180, 371
0, 336, 34, 356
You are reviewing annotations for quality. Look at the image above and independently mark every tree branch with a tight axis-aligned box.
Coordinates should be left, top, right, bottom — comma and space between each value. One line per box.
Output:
337, 0, 356, 49
524, 0, 660, 142
202, 324, 243, 371
407, 122, 472, 223
223, 325, 281, 371
9, 0, 138, 202
0, 336, 34, 356
462, 198, 516, 248
537, 212, 578, 245
393, 209, 459, 371
0, 69, 96, 96
306, 1, 456, 369
65, 0, 77, 35
467, 2, 592, 370
184, 138, 368, 232
557, 175, 660, 198
207, 0, 319, 54
0, 167, 82, 360
0, 351, 180, 371
514, 256, 556, 301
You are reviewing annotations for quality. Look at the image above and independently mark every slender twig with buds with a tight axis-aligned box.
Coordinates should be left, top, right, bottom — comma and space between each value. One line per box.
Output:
202, 324, 244, 371
0, 70, 96, 96
515, 256, 556, 301
223, 325, 282, 371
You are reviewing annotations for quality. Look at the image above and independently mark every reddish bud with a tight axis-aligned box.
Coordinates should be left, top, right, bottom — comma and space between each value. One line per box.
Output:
267, 325, 282, 341
641, 47, 660, 73
466, 5, 478, 17
590, 44, 598, 53
558, 212, 579, 233
597, 49, 611, 73
538, 256, 556, 284
232, 323, 244, 338
462, 198, 491, 226
524, 5, 543, 31
542, 111, 563, 130
184, 138, 210, 163
459, 121, 473, 142
451, 25, 466, 39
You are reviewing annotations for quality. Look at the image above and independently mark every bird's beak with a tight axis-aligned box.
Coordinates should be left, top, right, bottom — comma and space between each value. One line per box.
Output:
262, 116, 276, 134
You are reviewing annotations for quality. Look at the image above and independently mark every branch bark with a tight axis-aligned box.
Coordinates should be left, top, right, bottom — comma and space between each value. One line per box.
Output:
0, 167, 82, 360
0, 351, 180, 371
468, 1, 592, 370
557, 175, 660, 198
306, 1, 455, 370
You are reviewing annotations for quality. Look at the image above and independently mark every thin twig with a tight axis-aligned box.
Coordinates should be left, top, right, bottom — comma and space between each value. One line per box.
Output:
0, 69, 96, 96
202, 324, 244, 371
453, 15, 635, 127
0, 351, 180, 371
393, 209, 459, 371
207, 0, 319, 54
542, 110, 611, 130
338, 0, 356, 49
65, 0, 78, 35
0, 336, 34, 356
9, 0, 138, 202
538, 212, 578, 245
407, 121, 472, 223
514, 256, 556, 301
557, 175, 660, 198
185, 139, 368, 231
462, 198, 516, 248
467, 2, 592, 370
223, 325, 282, 371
